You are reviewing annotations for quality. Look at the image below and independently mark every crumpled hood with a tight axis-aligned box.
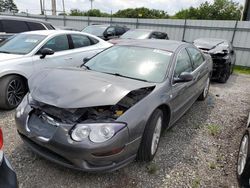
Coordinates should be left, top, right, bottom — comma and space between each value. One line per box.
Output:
193, 38, 229, 53
29, 68, 155, 108
0, 53, 24, 62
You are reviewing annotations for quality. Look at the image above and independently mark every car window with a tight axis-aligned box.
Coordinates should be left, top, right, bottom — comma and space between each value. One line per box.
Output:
150, 33, 158, 39
0, 34, 46, 55
106, 27, 115, 34
27, 22, 46, 31
42, 35, 69, 52
116, 27, 125, 35
85, 46, 173, 83
187, 47, 204, 69
2, 20, 29, 33
71, 34, 92, 48
174, 49, 193, 77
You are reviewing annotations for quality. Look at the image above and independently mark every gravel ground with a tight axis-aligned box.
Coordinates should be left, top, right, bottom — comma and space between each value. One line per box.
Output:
0, 74, 250, 188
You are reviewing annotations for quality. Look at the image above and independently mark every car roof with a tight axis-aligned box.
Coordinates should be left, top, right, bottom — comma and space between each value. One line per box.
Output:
0, 15, 51, 24
116, 39, 186, 52
22, 30, 87, 36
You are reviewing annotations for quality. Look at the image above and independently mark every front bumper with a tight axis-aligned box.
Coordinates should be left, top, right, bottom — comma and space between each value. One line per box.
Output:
0, 154, 18, 188
15, 109, 140, 172
210, 55, 230, 79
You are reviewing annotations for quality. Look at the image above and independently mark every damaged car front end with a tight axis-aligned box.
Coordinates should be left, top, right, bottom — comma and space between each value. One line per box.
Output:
16, 83, 155, 172
193, 38, 236, 83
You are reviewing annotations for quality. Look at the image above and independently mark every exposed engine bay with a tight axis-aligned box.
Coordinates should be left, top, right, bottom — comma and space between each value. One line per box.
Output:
30, 87, 155, 124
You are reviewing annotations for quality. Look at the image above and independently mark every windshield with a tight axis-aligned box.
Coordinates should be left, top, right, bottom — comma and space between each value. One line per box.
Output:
85, 46, 172, 83
120, 30, 151, 39
82, 25, 107, 36
0, 34, 46, 55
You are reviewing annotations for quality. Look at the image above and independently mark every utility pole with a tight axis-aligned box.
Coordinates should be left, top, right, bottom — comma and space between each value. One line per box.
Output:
40, 0, 44, 15
62, 0, 65, 15
51, 0, 57, 15
90, 0, 94, 10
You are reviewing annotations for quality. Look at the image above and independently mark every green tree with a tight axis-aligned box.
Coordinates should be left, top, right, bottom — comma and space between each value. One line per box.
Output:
114, 7, 169, 18
173, 0, 242, 20
70, 9, 84, 16
0, 0, 4, 12
3, 0, 18, 13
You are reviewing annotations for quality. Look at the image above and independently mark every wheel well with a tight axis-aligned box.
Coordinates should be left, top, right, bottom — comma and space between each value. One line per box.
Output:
158, 104, 171, 130
1, 74, 28, 90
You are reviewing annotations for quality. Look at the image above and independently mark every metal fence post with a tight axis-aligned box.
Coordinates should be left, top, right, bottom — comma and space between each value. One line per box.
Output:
63, 15, 66, 26
182, 19, 187, 41
231, 20, 238, 45
87, 16, 90, 26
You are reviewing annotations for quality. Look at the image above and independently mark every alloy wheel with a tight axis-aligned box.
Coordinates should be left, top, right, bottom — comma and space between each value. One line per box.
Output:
7, 79, 25, 107
238, 134, 249, 175
151, 117, 162, 155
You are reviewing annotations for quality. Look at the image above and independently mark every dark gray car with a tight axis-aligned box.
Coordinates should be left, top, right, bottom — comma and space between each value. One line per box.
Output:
15, 40, 212, 172
193, 38, 236, 83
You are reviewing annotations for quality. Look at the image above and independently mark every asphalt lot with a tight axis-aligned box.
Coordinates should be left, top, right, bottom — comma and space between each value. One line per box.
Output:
0, 74, 250, 188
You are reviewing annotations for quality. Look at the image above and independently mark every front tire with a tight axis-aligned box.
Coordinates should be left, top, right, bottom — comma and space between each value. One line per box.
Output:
0, 75, 27, 110
237, 131, 250, 187
137, 109, 163, 162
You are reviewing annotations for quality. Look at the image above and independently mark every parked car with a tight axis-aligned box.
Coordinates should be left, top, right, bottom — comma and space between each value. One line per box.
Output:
237, 113, 250, 187
0, 30, 112, 110
15, 40, 212, 172
82, 24, 129, 40
109, 29, 169, 44
193, 38, 236, 83
0, 15, 55, 43
0, 128, 18, 187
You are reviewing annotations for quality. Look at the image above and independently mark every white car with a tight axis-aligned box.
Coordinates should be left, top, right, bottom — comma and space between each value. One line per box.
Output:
0, 30, 112, 110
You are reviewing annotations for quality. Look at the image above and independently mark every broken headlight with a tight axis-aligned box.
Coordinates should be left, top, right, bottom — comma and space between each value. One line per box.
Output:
71, 123, 126, 143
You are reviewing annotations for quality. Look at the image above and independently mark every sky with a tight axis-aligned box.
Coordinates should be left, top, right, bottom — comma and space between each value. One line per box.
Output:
15, 0, 245, 15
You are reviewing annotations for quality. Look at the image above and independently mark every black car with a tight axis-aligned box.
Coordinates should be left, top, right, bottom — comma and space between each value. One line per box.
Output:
0, 16, 55, 43
237, 113, 250, 187
82, 24, 129, 41
193, 38, 236, 83
0, 128, 18, 188
109, 29, 169, 44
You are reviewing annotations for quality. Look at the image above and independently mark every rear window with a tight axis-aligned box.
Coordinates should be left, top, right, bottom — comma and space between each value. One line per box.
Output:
2, 20, 29, 33
27, 22, 46, 31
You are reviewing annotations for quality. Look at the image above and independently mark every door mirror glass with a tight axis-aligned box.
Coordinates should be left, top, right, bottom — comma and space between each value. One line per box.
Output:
40, 48, 54, 59
174, 72, 193, 83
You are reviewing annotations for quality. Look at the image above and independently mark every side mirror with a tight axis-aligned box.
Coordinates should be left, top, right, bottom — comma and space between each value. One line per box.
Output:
174, 72, 193, 83
83, 57, 91, 63
40, 48, 54, 59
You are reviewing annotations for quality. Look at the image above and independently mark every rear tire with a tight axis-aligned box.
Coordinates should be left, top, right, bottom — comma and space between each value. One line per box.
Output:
0, 75, 27, 110
237, 131, 250, 187
198, 77, 210, 101
137, 109, 163, 162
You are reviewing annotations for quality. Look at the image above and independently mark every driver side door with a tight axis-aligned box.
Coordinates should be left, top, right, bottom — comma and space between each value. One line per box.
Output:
32, 34, 73, 71
170, 48, 196, 123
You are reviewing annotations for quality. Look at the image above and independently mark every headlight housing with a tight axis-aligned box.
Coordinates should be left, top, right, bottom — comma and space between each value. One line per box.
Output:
71, 123, 126, 143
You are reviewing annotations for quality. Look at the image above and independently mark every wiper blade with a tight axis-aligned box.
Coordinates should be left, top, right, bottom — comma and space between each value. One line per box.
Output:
103, 72, 149, 82
80, 64, 91, 70
0, 51, 10, 54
